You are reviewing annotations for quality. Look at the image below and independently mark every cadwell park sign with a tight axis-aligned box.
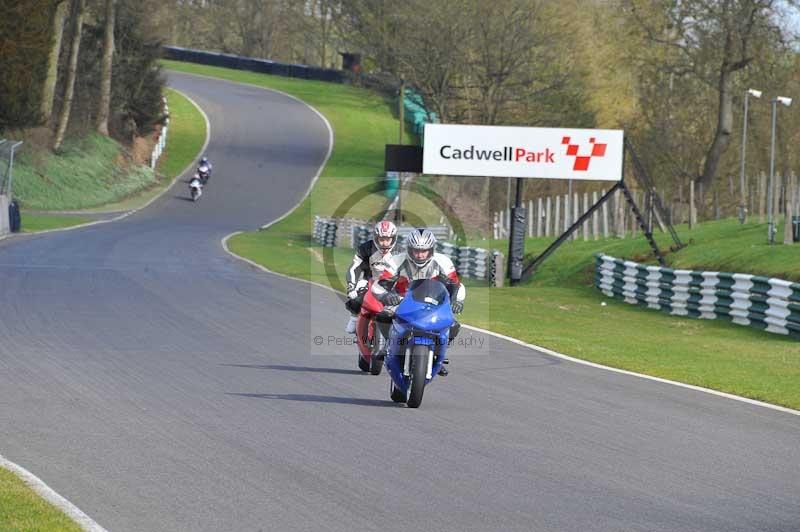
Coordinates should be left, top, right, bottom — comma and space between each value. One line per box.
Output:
422, 124, 624, 181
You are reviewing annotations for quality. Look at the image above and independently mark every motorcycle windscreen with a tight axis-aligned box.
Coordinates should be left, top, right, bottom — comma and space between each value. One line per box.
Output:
407, 279, 449, 306
396, 279, 453, 331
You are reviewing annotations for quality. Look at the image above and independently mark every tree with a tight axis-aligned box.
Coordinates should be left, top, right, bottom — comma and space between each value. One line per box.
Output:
624, 0, 790, 193
41, 0, 69, 124
53, 0, 86, 151
97, 0, 116, 136
393, 0, 472, 122
0, 0, 52, 129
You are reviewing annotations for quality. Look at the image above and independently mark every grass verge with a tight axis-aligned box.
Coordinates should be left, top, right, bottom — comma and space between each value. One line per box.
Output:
170, 60, 799, 410
0, 467, 82, 532
14, 133, 157, 211
21, 214, 92, 232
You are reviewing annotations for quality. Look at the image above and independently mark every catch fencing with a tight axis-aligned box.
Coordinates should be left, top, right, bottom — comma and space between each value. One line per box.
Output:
595, 254, 800, 339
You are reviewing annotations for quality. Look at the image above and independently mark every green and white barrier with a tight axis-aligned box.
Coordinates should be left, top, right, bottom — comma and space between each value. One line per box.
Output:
595, 253, 800, 338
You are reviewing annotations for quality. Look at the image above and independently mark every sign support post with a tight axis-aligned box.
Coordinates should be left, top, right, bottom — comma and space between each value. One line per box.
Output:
507, 177, 526, 285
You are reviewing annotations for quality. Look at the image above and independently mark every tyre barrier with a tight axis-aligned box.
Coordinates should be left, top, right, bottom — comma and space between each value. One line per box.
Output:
595, 253, 800, 339
313, 216, 338, 247
330, 218, 502, 283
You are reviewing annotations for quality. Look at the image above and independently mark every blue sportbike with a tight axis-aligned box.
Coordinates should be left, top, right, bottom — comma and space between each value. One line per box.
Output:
385, 279, 455, 408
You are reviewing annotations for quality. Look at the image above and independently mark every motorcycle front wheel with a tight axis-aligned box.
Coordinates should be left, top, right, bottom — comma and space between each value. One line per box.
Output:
406, 344, 429, 408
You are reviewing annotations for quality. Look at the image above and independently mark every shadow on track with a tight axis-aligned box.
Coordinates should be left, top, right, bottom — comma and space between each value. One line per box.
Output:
221, 363, 364, 375
226, 392, 397, 407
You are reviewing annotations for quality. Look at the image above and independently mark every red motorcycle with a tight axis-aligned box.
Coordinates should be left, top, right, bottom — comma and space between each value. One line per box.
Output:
356, 280, 388, 375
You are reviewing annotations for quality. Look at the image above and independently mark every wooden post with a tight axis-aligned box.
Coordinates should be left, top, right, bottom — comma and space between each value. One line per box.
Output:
536, 197, 543, 237
493, 212, 498, 240
784, 176, 794, 245
601, 189, 609, 238
554, 195, 560, 239
545, 196, 552, 237
582, 192, 589, 241
592, 191, 600, 240
689, 181, 696, 229
631, 191, 638, 238
573, 192, 580, 240
758, 172, 767, 223
497, 210, 505, 238
528, 199, 534, 237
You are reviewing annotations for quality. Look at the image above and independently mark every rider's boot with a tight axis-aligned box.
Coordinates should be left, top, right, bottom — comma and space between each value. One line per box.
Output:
345, 315, 358, 334
438, 358, 449, 377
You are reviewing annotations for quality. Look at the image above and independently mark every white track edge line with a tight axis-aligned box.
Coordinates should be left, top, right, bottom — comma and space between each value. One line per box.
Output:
0, 455, 108, 532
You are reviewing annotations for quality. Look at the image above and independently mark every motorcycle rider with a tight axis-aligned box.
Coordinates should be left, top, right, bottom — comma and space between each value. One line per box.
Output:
344, 220, 398, 334
197, 156, 212, 183
371, 228, 465, 376
188, 172, 203, 200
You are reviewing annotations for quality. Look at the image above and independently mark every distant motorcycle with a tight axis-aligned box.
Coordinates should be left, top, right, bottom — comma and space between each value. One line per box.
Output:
189, 175, 203, 202
198, 163, 211, 184
384, 279, 455, 408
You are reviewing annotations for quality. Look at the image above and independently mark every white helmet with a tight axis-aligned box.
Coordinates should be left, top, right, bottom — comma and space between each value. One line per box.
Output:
373, 220, 398, 253
406, 228, 436, 267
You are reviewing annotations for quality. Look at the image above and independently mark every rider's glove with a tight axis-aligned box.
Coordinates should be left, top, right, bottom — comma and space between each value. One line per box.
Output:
346, 283, 357, 300
383, 291, 401, 306
451, 301, 464, 314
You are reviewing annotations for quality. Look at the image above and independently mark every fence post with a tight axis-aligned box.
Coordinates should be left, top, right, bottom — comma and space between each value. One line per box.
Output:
573, 191, 580, 241
592, 191, 600, 240
689, 180, 697, 229
528, 199, 534, 237
554, 195, 560, 238
536, 197, 543, 237
601, 189, 609, 238
545, 196, 552, 237
582, 192, 589, 241
784, 176, 795, 245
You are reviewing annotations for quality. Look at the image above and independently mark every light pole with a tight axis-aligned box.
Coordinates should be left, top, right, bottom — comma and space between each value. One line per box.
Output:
739, 88, 761, 223
767, 96, 792, 244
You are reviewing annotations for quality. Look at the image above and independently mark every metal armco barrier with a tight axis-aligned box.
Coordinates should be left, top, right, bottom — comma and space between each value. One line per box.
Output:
595, 253, 800, 339
162, 46, 348, 84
